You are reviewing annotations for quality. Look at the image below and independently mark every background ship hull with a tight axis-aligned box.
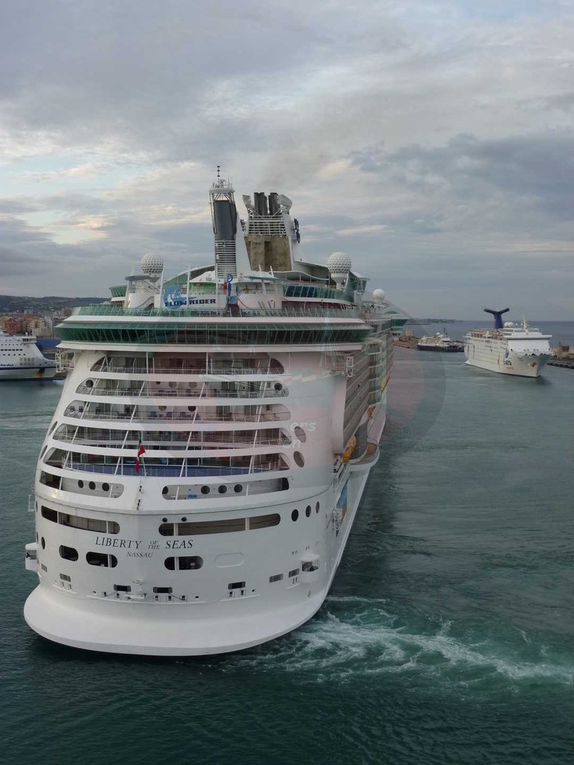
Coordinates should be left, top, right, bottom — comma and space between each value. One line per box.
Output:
464, 347, 549, 378
0, 367, 57, 381
417, 346, 463, 352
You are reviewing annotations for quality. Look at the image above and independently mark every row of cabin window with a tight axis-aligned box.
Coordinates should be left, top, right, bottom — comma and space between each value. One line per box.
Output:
59, 545, 202, 570
41, 506, 119, 534
158, 513, 280, 536
42, 506, 280, 537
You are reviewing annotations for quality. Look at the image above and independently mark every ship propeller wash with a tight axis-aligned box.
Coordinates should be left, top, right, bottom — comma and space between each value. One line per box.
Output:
24, 173, 404, 655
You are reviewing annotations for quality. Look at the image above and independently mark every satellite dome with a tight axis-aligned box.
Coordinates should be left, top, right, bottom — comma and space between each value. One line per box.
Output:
327, 252, 352, 274
141, 253, 164, 277
373, 288, 385, 303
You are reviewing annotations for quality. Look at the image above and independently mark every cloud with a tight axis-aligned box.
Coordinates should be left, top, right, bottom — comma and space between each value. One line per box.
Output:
336, 224, 387, 236
0, 1, 572, 316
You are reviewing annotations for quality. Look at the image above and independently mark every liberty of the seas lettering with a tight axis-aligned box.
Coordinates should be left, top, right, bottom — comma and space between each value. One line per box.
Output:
94, 537, 142, 549
93, 537, 194, 551
165, 540, 194, 549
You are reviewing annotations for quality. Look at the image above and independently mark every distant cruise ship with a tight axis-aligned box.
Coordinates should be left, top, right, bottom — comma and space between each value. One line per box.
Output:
24, 174, 405, 656
464, 309, 552, 378
0, 331, 57, 380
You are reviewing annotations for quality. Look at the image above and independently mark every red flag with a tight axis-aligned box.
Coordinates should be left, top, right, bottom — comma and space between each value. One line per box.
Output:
136, 441, 146, 474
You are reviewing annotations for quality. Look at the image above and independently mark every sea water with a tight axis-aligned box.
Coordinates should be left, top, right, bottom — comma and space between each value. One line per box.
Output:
0, 335, 573, 764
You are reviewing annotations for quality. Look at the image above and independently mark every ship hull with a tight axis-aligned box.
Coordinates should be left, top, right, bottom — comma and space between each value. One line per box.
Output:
24, 414, 383, 656
417, 345, 462, 352
0, 366, 57, 381
464, 341, 550, 378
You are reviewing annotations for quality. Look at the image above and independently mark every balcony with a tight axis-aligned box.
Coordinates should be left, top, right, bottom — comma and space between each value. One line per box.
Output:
44, 449, 290, 478
63, 401, 290, 424
53, 426, 291, 451
90, 360, 285, 375
75, 381, 288, 399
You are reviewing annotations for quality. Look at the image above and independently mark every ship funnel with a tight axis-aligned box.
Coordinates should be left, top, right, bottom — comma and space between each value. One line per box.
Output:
209, 172, 250, 281
254, 192, 268, 216
484, 308, 510, 329
268, 192, 280, 215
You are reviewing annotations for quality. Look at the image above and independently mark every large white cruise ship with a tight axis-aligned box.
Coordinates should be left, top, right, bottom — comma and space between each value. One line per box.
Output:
464, 308, 552, 378
0, 330, 57, 380
24, 175, 404, 656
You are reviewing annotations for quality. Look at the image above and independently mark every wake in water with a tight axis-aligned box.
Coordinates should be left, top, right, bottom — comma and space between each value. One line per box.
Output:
231, 596, 574, 687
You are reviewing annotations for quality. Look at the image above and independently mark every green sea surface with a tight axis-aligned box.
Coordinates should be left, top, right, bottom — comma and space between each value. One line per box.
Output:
0, 349, 573, 764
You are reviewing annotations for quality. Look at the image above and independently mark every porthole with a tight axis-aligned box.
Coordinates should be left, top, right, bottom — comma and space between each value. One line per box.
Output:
88, 481, 96, 491
78, 480, 84, 489
181, 517, 187, 522
85, 379, 94, 388
201, 486, 210, 495
162, 486, 168, 495
102, 483, 110, 492
41, 537, 46, 550
291, 509, 299, 522
305, 505, 311, 518
218, 485, 227, 494
234, 484, 242, 493
162, 517, 168, 523
188, 406, 196, 412
274, 383, 283, 392
294, 451, 305, 467
294, 426, 306, 443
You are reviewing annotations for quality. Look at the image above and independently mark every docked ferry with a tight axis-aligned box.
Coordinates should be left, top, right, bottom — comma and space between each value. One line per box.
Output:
0, 331, 57, 380
417, 332, 463, 352
24, 175, 404, 655
464, 309, 552, 378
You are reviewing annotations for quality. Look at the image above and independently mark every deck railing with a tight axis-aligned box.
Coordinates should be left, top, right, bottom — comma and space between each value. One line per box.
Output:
70, 304, 361, 319
75, 384, 288, 399
52, 461, 287, 477
63, 409, 289, 423
90, 365, 285, 376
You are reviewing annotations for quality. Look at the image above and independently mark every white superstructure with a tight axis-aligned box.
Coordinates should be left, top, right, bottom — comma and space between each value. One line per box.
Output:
24, 175, 404, 656
0, 330, 57, 380
464, 309, 551, 378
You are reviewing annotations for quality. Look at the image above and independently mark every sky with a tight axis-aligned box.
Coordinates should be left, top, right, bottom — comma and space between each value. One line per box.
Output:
0, 0, 573, 318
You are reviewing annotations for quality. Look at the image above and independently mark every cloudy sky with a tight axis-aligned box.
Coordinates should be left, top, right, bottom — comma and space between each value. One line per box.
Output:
0, 0, 573, 318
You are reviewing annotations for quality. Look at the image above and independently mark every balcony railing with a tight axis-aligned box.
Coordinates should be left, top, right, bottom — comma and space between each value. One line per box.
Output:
63, 408, 290, 423
75, 383, 288, 399
53, 461, 287, 477
53, 435, 290, 450
71, 304, 361, 319
90, 363, 285, 376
